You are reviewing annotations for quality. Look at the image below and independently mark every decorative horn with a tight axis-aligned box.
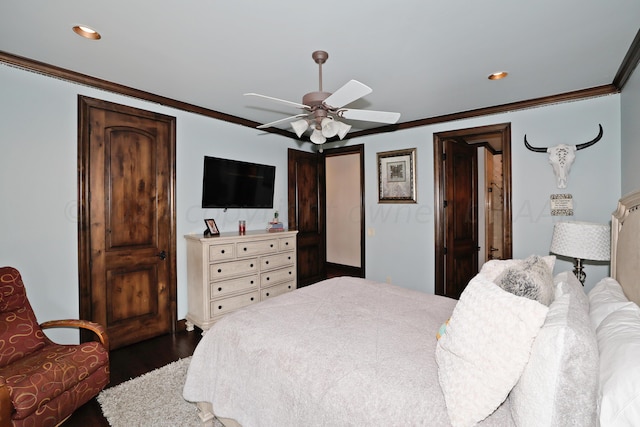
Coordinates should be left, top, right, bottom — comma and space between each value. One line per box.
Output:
575, 124, 604, 151
523, 134, 548, 153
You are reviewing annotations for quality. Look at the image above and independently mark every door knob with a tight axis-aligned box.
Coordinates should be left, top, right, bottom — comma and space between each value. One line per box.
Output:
157, 250, 167, 260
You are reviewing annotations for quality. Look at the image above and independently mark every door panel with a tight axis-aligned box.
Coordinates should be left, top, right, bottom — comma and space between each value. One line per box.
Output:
443, 139, 478, 299
288, 149, 325, 287
78, 96, 176, 349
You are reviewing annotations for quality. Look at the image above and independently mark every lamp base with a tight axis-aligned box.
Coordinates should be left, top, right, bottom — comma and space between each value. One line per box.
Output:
573, 258, 586, 286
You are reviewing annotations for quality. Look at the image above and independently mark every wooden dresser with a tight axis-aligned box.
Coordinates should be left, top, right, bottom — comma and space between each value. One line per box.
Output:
184, 230, 298, 332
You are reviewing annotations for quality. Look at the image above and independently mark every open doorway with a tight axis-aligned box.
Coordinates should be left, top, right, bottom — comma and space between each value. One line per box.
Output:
324, 144, 365, 278
433, 123, 512, 298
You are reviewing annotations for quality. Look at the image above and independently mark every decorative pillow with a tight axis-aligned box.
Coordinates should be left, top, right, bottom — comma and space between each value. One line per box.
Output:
509, 271, 599, 427
435, 274, 549, 427
480, 255, 556, 282
596, 301, 640, 426
494, 255, 555, 306
588, 277, 635, 330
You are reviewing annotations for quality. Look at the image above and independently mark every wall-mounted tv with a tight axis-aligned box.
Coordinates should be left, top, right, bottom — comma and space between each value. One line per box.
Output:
201, 156, 276, 209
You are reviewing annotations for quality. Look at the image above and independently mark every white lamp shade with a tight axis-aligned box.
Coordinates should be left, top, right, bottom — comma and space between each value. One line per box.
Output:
550, 221, 610, 261
321, 117, 339, 138
336, 121, 352, 140
310, 128, 326, 145
291, 119, 309, 138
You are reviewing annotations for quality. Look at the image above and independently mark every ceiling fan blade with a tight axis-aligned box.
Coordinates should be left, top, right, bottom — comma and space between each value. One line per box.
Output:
244, 93, 309, 110
338, 108, 401, 124
256, 113, 309, 129
323, 80, 372, 109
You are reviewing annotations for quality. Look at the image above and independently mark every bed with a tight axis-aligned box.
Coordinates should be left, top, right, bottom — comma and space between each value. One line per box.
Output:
183, 188, 640, 427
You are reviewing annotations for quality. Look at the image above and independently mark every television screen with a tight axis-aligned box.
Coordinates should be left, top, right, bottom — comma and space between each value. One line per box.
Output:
201, 156, 276, 209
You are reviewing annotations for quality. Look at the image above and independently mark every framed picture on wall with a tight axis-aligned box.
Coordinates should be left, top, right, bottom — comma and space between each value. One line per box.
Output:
377, 148, 417, 203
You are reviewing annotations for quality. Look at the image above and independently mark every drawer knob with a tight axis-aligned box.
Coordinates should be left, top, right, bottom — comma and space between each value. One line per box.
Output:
288, 256, 291, 260
266, 277, 270, 281
218, 287, 222, 291
270, 244, 274, 247
218, 305, 222, 310
218, 268, 222, 273
265, 260, 269, 264
221, 249, 225, 254
243, 247, 248, 251
266, 292, 270, 296
250, 280, 254, 284
285, 242, 289, 246
250, 263, 254, 268
250, 297, 254, 301
289, 271, 292, 275
288, 285, 291, 289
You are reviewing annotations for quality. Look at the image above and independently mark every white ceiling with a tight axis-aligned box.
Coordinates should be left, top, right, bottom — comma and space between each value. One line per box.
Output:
1, 1, 639, 135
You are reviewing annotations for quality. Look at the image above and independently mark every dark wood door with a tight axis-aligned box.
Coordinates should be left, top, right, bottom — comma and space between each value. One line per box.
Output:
443, 139, 478, 299
78, 96, 176, 350
288, 148, 326, 287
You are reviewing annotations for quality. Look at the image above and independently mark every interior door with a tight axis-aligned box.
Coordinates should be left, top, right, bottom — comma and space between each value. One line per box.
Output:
443, 138, 478, 299
78, 96, 177, 349
288, 148, 326, 287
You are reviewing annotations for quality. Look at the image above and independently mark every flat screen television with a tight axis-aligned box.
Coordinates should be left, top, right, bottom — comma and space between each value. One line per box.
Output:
201, 156, 276, 209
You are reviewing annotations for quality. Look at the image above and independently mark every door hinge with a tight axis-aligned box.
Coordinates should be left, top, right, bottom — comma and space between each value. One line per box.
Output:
443, 200, 448, 208
444, 247, 448, 255
442, 153, 446, 161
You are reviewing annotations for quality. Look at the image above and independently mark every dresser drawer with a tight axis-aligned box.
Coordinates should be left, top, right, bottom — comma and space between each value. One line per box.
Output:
210, 291, 260, 317
208, 243, 235, 262
261, 266, 295, 287
261, 281, 295, 300
261, 252, 295, 270
210, 258, 258, 280
236, 239, 278, 257
210, 275, 258, 298
279, 236, 296, 251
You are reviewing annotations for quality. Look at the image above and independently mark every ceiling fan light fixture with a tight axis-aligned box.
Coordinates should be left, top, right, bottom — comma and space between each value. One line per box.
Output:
310, 128, 326, 145
321, 117, 339, 138
336, 121, 352, 140
291, 119, 309, 138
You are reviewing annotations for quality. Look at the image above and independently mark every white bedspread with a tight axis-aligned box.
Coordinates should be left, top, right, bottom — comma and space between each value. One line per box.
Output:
183, 276, 515, 426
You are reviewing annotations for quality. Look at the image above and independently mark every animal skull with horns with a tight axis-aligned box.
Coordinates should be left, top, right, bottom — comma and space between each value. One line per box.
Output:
524, 124, 603, 188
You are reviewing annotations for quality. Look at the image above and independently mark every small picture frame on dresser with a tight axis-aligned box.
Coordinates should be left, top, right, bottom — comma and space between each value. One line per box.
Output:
204, 218, 220, 236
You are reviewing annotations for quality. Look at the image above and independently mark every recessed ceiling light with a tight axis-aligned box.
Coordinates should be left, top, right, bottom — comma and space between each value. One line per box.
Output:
73, 25, 101, 40
488, 71, 508, 80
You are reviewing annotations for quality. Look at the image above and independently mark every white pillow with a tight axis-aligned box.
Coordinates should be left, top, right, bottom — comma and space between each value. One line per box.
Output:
510, 271, 599, 427
435, 274, 549, 427
597, 302, 640, 427
480, 255, 556, 282
588, 277, 635, 330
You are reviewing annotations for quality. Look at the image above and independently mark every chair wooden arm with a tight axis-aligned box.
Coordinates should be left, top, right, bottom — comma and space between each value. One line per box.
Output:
40, 319, 109, 351
0, 380, 12, 427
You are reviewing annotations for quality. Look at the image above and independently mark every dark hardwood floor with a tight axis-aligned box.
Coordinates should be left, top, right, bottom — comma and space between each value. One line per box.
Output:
64, 329, 202, 426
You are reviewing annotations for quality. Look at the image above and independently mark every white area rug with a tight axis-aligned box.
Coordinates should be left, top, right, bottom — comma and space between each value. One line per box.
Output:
97, 357, 223, 427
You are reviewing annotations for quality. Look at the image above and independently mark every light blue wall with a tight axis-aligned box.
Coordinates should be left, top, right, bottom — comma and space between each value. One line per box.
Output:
0, 64, 303, 342
621, 66, 640, 195
348, 94, 621, 294
0, 63, 626, 342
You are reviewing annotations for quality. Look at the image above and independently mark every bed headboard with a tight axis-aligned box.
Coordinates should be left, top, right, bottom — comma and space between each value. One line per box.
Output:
611, 188, 640, 306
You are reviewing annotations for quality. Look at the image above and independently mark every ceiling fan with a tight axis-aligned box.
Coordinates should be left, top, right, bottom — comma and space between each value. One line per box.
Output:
244, 50, 401, 150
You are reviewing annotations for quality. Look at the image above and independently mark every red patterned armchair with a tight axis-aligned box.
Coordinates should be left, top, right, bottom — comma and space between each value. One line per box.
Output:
0, 267, 109, 427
